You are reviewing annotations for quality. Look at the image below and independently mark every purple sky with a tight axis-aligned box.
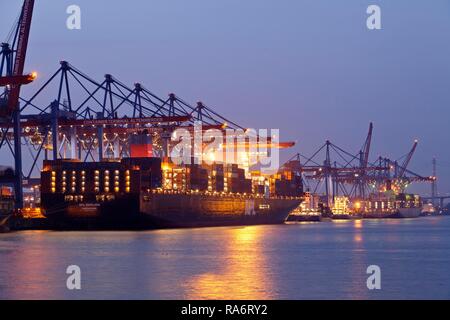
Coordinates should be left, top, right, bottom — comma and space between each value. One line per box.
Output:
1, 0, 450, 195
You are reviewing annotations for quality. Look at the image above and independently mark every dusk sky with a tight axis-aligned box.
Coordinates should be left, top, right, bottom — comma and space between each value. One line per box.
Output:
1, 0, 450, 195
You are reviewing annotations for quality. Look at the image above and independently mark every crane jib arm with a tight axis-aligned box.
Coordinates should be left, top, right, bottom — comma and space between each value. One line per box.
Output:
6, 0, 35, 114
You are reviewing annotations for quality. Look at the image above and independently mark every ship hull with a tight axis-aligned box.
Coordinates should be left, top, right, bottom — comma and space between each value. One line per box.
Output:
396, 208, 422, 218
44, 193, 301, 230
363, 208, 422, 219
287, 215, 321, 222
140, 193, 301, 228
44, 194, 144, 230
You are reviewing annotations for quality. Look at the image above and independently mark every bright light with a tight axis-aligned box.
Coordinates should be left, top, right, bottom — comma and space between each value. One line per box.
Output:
31, 71, 38, 79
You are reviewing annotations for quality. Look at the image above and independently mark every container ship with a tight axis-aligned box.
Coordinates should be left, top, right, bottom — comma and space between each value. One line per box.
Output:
40, 157, 302, 230
356, 193, 422, 219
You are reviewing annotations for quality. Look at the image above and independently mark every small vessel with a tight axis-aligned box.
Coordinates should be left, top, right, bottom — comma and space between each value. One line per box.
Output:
421, 203, 436, 216
287, 209, 321, 222
287, 192, 321, 222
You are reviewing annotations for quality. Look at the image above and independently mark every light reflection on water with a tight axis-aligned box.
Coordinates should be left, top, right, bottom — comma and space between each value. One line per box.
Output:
183, 227, 274, 299
1, 217, 450, 299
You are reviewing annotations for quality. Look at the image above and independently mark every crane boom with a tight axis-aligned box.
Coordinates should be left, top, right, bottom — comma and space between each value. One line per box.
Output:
5, 0, 35, 115
361, 122, 373, 168
398, 140, 418, 178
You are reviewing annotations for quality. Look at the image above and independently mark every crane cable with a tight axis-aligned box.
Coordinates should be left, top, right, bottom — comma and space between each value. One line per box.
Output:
3, 10, 21, 45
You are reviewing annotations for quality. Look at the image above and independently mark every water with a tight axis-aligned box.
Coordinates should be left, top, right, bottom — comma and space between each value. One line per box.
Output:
1, 217, 450, 300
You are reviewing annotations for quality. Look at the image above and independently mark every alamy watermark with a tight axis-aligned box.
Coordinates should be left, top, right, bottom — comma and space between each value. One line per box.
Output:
66, 5, 82, 30
367, 5, 381, 30
66, 265, 82, 290
366, 265, 381, 290
169, 122, 280, 173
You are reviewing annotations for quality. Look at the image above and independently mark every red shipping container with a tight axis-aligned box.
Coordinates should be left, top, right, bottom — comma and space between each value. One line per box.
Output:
130, 134, 153, 158
130, 144, 153, 158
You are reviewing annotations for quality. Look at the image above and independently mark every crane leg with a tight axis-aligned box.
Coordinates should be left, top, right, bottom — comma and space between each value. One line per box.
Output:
13, 109, 23, 210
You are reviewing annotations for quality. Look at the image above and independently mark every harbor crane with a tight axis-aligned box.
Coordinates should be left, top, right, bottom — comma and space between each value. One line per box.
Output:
0, 0, 36, 209
283, 123, 433, 208
0, 0, 36, 115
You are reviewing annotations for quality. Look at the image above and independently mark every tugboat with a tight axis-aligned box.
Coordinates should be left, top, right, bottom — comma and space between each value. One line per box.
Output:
287, 192, 321, 222
287, 209, 321, 222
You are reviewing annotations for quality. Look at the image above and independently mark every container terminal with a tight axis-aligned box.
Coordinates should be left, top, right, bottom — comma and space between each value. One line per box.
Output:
0, 1, 446, 232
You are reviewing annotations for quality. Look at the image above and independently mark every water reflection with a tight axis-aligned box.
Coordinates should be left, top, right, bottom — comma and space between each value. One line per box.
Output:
1, 218, 449, 299
353, 220, 363, 243
0, 231, 60, 299
183, 227, 274, 299
346, 220, 368, 299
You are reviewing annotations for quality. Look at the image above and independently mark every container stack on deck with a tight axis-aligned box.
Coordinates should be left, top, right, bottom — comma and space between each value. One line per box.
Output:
224, 164, 252, 194
162, 161, 259, 195
272, 164, 303, 197
207, 163, 225, 192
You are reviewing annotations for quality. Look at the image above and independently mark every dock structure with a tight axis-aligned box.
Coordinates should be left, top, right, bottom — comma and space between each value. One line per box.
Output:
279, 122, 436, 216
0, 57, 299, 209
